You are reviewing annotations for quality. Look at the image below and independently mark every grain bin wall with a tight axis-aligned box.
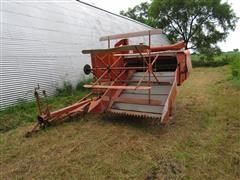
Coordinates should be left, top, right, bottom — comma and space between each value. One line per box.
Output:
0, 0, 169, 110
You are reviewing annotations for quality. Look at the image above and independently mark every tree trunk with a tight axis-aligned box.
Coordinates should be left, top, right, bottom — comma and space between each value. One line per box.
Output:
185, 41, 188, 49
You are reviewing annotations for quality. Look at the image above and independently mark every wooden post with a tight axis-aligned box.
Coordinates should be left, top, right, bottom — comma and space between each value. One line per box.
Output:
148, 30, 151, 47
107, 36, 110, 48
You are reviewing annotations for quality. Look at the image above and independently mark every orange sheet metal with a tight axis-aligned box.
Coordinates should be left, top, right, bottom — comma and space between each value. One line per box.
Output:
151, 41, 185, 52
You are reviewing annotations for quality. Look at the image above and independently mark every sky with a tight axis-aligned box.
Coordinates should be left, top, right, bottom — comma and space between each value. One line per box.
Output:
82, 0, 240, 52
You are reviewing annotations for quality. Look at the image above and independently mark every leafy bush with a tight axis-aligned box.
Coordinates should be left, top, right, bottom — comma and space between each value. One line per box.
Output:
55, 81, 74, 96
230, 56, 240, 79
191, 52, 240, 67
192, 57, 230, 67
76, 78, 92, 91
55, 78, 92, 97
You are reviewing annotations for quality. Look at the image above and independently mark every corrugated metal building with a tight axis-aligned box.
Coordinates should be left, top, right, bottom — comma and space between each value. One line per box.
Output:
0, 0, 169, 110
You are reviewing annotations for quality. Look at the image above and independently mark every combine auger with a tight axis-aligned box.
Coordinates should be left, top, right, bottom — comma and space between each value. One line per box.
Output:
26, 29, 192, 137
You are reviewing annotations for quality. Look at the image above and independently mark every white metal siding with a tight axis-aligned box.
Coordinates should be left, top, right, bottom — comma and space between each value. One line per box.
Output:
0, 0, 169, 110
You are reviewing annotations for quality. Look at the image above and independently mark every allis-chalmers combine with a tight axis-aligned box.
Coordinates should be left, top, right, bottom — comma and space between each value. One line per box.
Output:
26, 29, 192, 136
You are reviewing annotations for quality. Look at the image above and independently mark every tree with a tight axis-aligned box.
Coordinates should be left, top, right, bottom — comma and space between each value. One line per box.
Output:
120, 0, 238, 53
120, 2, 150, 24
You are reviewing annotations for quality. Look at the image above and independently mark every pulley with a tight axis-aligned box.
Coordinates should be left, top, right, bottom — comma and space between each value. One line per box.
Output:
83, 64, 91, 75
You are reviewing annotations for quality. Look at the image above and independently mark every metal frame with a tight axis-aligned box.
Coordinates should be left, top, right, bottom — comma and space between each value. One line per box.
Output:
99, 29, 162, 41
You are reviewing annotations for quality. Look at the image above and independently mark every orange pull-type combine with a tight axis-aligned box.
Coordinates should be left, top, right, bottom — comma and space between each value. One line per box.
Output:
26, 29, 192, 136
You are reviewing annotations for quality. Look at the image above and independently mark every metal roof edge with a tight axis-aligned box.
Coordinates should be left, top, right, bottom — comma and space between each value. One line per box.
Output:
76, 0, 154, 29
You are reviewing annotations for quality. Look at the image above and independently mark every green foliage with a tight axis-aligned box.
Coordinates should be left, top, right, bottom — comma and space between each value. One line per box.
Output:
55, 81, 73, 96
191, 52, 240, 67
120, 2, 150, 24
120, 0, 238, 55
230, 55, 240, 79
76, 78, 92, 91
149, 0, 238, 52
55, 78, 92, 96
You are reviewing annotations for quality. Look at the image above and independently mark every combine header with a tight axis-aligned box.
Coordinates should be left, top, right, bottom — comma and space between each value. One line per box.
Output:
26, 29, 192, 136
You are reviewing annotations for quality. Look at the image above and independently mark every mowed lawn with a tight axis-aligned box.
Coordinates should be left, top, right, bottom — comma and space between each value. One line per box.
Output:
0, 66, 239, 179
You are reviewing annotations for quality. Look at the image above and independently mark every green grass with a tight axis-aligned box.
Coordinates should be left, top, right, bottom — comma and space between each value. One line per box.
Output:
0, 83, 89, 133
0, 66, 239, 179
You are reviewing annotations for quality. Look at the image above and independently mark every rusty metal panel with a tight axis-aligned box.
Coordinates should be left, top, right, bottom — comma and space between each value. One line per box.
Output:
0, 0, 169, 110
